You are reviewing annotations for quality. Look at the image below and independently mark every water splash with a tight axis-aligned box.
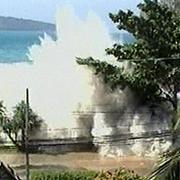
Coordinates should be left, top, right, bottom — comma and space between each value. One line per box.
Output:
0, 6, 172, 156
0, 6, 113, 132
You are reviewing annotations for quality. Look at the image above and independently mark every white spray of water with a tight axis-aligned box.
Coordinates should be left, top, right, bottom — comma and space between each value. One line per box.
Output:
0, 6, 172, 156
0, 6, 113, 130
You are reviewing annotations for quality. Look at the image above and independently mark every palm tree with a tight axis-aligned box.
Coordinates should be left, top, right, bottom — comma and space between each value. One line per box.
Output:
148, 148, 180, 180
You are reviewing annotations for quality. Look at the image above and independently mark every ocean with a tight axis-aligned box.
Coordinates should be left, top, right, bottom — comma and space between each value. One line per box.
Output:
0, 31, 54, 63
0, 31, 133, 64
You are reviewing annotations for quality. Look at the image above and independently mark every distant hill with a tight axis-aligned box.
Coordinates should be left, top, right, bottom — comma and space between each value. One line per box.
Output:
110, 32, 134, 43
0, 16, 56, 31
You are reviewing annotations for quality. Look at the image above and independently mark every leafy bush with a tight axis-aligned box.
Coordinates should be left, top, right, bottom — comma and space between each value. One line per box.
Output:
31, 170, 97, 180
94, 168, 145, 180
31, 168, 145, 180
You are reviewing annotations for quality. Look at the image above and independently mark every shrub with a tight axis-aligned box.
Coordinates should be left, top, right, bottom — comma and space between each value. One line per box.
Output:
31, 168, 145, 180
94, 168, 145, 180
31, 170, 97, 180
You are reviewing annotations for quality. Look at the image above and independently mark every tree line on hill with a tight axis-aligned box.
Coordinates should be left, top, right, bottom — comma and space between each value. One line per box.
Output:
0, 16, 55, 31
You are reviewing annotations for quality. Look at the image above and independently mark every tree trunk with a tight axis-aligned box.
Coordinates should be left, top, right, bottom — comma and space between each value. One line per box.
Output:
172, 88, 178, 144
4, 130, 22, 151
21, 128, 25, 151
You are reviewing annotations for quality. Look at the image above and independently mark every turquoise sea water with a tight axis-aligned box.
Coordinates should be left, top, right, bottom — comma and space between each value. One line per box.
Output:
0, 31, 52, 63
0, 31, 132, 63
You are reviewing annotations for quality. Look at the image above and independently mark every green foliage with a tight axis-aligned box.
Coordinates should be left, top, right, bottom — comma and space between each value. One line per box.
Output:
107, 0, 180, 59
0, 101, 7, 128
12, 100, 41, 132
30, 169, 145, 180
95, 168, 145, 180
78, 3, 180, 179
1, 100, 42, 150
77, 0, 180, 117
148, 148, 180, 180
3, 100, 42, 134
31, 170, 97, 180
77, 57, 127, 89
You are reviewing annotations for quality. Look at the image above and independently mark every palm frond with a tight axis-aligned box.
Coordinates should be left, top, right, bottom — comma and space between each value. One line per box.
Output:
148, 148, 180, 180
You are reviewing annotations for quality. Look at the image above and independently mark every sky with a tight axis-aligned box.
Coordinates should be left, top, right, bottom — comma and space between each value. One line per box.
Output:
0, 0, 141, 24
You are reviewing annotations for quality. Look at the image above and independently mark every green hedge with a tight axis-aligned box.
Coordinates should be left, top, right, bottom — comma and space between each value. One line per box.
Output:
31, 168, 145, 180
31, 170, 97, 180
94, 168, 145, 180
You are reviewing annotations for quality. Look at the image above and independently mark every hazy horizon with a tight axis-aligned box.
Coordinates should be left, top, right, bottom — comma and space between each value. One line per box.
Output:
0, 0, 141, 32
